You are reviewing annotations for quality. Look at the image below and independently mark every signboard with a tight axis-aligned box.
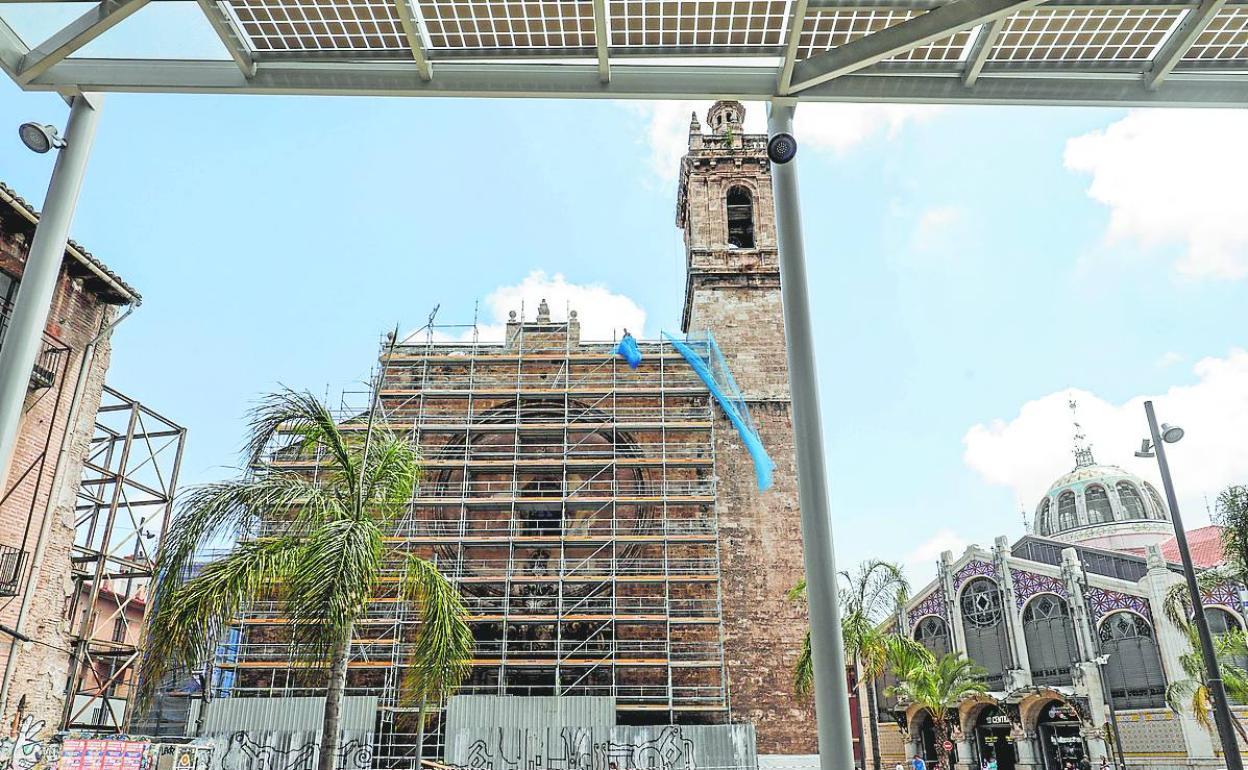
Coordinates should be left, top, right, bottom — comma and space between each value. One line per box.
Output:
59, 739, 150, 770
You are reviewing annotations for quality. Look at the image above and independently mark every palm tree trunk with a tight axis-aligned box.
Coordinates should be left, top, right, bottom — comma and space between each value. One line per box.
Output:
865, 673, 883, 770
849, 660, 866, 769
933, 716, 951, 770
318, 632, 353, 770
415, 696, 428, 770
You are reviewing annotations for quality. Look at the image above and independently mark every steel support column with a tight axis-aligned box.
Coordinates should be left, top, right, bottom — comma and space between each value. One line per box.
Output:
767, 101, 855, 770
0, 94, 101, 494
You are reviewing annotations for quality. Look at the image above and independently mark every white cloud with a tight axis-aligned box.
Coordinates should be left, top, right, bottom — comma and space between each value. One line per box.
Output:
630, 100, 942, 184
1064, 109, 1248, 280
409, 270, 647, 343
1156, 351, 1184, 368
963, 349, 1248, 527
904, 529, 969, 584
912, 205, 966, 252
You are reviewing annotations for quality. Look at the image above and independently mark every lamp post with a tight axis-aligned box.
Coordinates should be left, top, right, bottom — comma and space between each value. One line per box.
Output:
1137, 400, 1243, 770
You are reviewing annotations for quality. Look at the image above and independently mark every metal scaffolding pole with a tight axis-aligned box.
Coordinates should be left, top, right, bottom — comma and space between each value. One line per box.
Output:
767, 101, 855, 770
0, 93, 102, 489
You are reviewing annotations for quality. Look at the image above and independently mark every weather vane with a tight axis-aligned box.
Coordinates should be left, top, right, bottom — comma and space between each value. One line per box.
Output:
1069, 397, 1096, 468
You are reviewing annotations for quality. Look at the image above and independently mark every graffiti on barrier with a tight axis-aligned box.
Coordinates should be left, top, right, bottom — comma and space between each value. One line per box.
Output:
222, 734, 316, 770
451, 725, 696, 770
0, 716, 49, 770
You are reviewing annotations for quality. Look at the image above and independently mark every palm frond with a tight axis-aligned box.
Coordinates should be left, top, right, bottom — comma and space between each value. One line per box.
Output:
360, 434, 421, 522
245, 389, 359, 496
285, 517, 385, 659
139, 537, 302, 708
793, 631, 814, 697
787, 579, 807, 604
399, 557, 474, 706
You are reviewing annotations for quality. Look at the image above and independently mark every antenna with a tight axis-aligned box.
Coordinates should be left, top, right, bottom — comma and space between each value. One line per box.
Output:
1069, 396, 1096, 468
1021, 506, 1031, 534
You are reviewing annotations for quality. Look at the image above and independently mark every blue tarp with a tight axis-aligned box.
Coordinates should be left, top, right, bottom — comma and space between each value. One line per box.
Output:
663, 331, 774, 491
615, 333, 642, 369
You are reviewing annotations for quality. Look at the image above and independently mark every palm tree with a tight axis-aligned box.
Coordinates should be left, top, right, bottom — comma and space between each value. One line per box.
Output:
887, 652, 987, 770
790, 560, 924, 770
1215, 485, 1248, 581
1162, 577, 1248, 741
138, 389, 473, 770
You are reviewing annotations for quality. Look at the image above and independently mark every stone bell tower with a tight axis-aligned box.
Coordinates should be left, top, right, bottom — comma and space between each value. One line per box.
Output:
677, 102, 815, 753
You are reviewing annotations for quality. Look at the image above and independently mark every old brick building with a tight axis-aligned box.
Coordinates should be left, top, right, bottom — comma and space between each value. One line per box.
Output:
0, 181, 140, 731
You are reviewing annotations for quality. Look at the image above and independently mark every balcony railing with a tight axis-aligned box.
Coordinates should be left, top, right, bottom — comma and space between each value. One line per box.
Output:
0, 545, 28, 597
0, 296, 68, 391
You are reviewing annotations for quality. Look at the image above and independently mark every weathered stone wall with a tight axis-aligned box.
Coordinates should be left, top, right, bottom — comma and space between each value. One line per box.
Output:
678, 104, 814, 753
0, 209, 119, 733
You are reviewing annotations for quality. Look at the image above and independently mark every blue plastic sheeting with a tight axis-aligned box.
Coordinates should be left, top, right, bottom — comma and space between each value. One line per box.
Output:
663, 331, 774, 491
615, 333, 642, 369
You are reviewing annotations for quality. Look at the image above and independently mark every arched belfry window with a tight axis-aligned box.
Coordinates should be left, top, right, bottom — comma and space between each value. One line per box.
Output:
1086, 485, 1113, 524
1118, 482, 1146, 520
1057, 491, 1077, 530
915, 616, 950, 658
726, 187, 755, 249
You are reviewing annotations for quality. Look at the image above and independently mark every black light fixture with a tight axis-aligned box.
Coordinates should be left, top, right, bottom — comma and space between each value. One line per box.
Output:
18, 122, 66, 154
767, 132, 797, 164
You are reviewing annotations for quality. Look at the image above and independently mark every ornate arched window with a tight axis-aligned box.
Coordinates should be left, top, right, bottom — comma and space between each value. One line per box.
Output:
915, 616, 950, 658
1022, 594, 1077, 686
1144, 482, 1167, 519
1086, 485, 1113, 524
1117, 482, 1146, 519
1099, 611, 1166, 708
1036, 499, 1051, 536
1057, 491, 1078, 530
1206, 608, 1248, 685
726, 187, 755, 249
960, 578, 1011, 689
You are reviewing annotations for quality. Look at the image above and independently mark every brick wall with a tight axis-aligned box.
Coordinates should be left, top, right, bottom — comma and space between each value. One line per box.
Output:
0, 207, 121, 733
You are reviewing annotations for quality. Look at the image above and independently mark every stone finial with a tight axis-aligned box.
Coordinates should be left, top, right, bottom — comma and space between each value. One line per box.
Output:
1146, 544, 1167, 572
569, 310, 578, 320
508, 310, 518, 322
689, 111, 701, 133
537, 298, 551, 323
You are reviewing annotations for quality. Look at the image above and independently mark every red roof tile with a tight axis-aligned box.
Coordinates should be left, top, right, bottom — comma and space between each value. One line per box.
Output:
1158, 525, 1226, 569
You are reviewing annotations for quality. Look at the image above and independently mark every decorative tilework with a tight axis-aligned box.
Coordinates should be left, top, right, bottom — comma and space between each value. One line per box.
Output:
953, 559, 997, 590
1085, 585, 1152, 624
1201, 581, 1242, 611
1010, 568, 1067, 608
908, 589, 947, 631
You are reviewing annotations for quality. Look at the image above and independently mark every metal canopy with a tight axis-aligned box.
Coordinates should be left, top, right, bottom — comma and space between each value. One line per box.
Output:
0, 0, 1246, 104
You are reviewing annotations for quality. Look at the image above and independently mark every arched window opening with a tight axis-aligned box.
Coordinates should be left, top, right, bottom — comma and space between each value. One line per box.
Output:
1117, 483, 1146, 520
1099, 611, 1166, 708
726, 187, 755, 249
1086, 485, 1113, 524
960, 578, 1011, 689
1036, 499, 1051, 536
1205, 608, 1248, 685
915, 615, 951, 658
1057, 491, 1078, 530
1023, 594, 1077, 687
1144, 482, 1167, 519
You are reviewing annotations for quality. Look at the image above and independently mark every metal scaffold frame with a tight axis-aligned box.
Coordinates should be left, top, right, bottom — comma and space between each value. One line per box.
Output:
221, 311, 730, 767
65, 386, 186, 731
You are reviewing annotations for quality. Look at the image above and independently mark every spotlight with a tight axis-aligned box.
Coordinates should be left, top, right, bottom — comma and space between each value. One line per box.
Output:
18, 122, 66, 154
1161, 423, 1185, 444
1134, 439, 1154, 458
767, 132, 797, 164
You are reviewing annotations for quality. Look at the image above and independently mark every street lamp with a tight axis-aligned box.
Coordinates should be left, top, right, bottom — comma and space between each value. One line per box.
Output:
17, 122, 67, 154
1137, 401, 1243, 770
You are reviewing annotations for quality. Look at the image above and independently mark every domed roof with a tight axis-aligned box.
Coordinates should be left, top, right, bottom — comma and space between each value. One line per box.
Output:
1034, 460, 1171, 542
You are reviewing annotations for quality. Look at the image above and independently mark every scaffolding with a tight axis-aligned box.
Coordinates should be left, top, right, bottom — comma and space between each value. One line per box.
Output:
65, 386, 186, 731
220, 309, 729, 767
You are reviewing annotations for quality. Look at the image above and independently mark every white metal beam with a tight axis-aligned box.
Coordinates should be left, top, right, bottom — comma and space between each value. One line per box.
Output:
786, 0, 1044, 93
1146, 0, 1226, 88
962, 17, 1005, 84
592, 0, 610, 83
0, 14, 27, 80
778, 0, 811, 94
393, 0, 433, 81
16, 0, 150, 85
195, 0, 256, 78
20, 58, 1248, 107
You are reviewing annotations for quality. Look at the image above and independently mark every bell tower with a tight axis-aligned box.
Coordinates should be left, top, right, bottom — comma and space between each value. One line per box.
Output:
677, 101, 787, 400
676, 102, 814, 753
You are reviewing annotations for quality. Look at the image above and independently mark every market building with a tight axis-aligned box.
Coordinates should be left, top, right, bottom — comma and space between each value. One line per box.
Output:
868, 439, 1243, 770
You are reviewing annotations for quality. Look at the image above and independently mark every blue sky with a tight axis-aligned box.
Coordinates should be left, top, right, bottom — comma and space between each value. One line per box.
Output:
3, 70, 1247, 585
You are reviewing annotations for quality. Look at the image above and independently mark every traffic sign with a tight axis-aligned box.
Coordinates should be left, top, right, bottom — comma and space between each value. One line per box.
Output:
942, 741, 954, 752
